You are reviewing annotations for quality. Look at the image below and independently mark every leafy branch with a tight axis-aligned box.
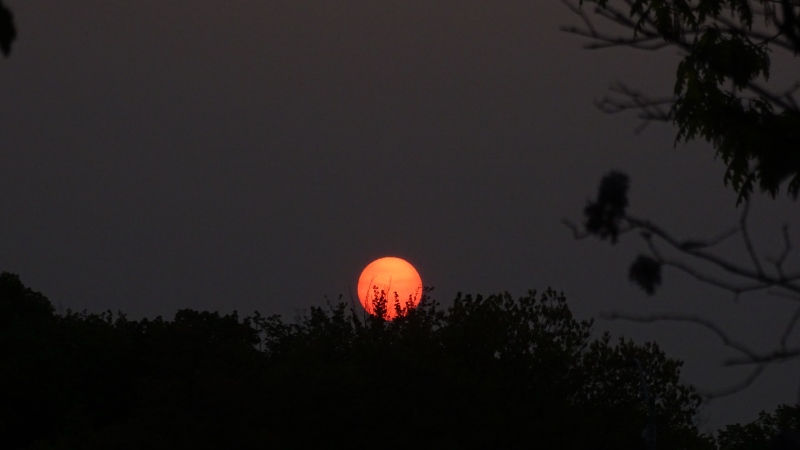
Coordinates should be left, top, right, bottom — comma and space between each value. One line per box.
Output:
561, 0, 800, 199
565, 171, 800, 399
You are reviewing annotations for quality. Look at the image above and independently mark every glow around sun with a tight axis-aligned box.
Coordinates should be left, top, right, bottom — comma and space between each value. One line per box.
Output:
357, 256, 423, 320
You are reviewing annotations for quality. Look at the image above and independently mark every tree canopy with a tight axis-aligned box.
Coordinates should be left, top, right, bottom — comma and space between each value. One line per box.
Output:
717, 405, 800, 450
0, 272, 715, 449
566, 0, 800, 200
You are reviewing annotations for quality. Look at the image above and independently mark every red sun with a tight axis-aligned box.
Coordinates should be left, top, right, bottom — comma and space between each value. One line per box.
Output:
357, 256, 423, 320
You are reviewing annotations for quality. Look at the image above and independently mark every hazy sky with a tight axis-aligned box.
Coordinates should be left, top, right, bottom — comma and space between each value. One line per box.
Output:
1, 0, 797, 432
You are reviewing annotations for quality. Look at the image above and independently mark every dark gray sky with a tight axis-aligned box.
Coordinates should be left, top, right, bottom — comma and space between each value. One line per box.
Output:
1, 0, 797, 433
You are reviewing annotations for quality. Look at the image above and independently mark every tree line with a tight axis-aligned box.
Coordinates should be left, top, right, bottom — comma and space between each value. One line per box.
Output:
1, 271, 796, 449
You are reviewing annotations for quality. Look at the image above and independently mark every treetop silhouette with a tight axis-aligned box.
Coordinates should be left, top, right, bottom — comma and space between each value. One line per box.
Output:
1, 272, 713, 449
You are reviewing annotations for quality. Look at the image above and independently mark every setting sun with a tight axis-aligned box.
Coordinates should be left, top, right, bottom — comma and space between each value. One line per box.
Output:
357, 257, 423, 320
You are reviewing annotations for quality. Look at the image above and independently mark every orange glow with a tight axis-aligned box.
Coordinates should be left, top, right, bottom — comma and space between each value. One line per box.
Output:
357, 257, 423, 320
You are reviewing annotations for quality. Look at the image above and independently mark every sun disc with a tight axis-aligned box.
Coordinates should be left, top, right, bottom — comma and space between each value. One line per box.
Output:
357, 256, 423, 320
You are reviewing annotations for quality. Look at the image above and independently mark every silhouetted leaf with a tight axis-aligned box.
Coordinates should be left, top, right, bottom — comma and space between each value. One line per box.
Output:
0, 1, 16, 57
628, 255, 662, 295
584, 171, 630, 243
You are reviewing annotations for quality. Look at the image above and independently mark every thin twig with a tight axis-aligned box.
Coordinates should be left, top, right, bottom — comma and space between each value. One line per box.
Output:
740, 202, 766, 276
601, 311, 760, 361
697, 363, 770, 399
769, 224, 794, 279
781, 305, 800, 352
602, 310, 791, 399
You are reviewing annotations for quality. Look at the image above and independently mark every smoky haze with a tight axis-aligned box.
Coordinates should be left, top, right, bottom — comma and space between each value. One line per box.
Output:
0, 0, 796, 432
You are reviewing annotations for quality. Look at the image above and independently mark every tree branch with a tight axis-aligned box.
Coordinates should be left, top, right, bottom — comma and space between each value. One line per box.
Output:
569, 171, 800, 399
601, 311, 795, 399
561, 0, 800, 120
624, 210, 800, 297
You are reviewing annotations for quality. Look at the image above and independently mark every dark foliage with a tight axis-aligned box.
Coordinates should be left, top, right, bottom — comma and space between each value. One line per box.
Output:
629, 255, 663, 295
584, 171, 630, 243
571, 0, 800, 200
0, 0, 15, 57
717, 405, 800, 450
0, 272, 54, 330
0, 273, 715, 449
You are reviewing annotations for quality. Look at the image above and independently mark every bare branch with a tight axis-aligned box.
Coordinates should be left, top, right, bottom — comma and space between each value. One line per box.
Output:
697, 363, 770, 399
560, 0, 677, 51
682, 227, 740, 250
767, 224, 794, 278
716, 14, 800, 53
562, 218, 591, 240
661, 259, 771, 297
601, 311, 760, 361
595, 83, 672, 131
768, 289, 800, 301
601, 311, 793, 399
562, 217, 636, 240
724, 348, 800, 366
625, 214, 800, 297
569, 172, 800, 399
740, 202, 766, 277
781, 304, 800, 352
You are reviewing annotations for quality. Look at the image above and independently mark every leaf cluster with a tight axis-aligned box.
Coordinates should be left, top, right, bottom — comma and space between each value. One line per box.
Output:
0, 0, 15, 57
583, 170, 630, 243
573, 0, 800, 200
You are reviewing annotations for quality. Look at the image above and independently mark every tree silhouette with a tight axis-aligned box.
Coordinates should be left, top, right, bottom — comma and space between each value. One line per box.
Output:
0, 273, 715, 449
563, 0, 800, 200
717, 405, 800, 450
0, 0, 15, 57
